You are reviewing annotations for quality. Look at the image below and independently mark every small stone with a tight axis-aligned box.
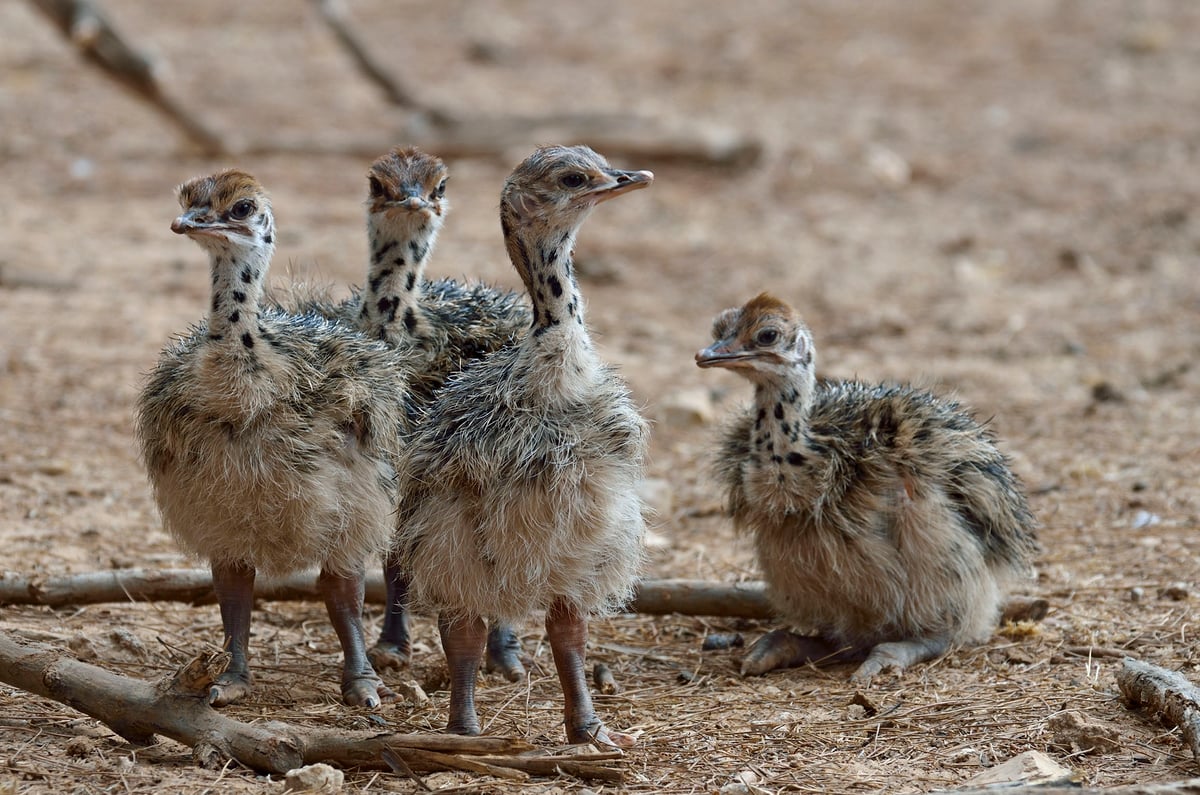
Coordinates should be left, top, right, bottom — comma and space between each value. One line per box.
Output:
394, 679, 429, 706
1132, 510, 1161, 529
283, 763, 344, 793
64, 737, 95, 758
1004, 647, 1039, 665
720, 769, 771, 795
1159, 583, 1190, 601
593, 662, 620, 695
962, 750, 1076, 788
109, 628, 148, 659
1130, 586, 1145, 603
701, 632, 745, 651
69, 157, 95, 181
866, 145, 911, 186
1047, 710, 1123, 755
1091, 381, 1125, 403
849, 691, 879, 717
948, 747, 981, 764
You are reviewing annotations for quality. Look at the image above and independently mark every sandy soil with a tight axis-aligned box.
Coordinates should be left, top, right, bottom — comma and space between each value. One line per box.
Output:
2, 1, 1199, 792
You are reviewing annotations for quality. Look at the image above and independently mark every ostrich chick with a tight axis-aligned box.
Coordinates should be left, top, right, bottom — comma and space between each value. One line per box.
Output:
398, 146, 652, 746
137, 170, 411, 708
696, 293, 1038, 682
283, 147, 531, 678
355, 147, 531, 678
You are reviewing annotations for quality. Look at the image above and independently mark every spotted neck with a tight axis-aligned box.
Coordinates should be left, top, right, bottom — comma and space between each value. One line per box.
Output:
748, 367, 817, 471
204, 236, 273, 350
502, 211, 598, 397
361, 215, 441, 345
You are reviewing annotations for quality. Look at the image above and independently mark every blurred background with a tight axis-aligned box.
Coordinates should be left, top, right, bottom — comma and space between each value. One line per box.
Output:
2, 1, 1199, 791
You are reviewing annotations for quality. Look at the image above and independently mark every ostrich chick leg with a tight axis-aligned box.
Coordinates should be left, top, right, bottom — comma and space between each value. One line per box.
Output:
851, 636, 951, 683
318, 568, 395, 708
740, 630, 860, 677
485, 624, 528, 682
369, 555, 412, 671
209, 560, 256, 706
439, 611, 487, 735
546, 599, 634, 748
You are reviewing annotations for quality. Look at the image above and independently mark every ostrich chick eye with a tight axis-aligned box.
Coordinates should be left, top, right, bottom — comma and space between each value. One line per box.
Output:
755, 328, 779, 346
229, 199, 255, 221
560, 173, 587, 189
433, 179, 447, 199
368, 176, 386, 198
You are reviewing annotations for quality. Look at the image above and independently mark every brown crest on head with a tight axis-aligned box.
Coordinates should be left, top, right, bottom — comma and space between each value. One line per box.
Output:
176, 169, 267, 215
696, 292, 814, 376
501, 145, 653, 223
172, 169, 273, 242
366, 146, 448, 214
741, 292, 800, 324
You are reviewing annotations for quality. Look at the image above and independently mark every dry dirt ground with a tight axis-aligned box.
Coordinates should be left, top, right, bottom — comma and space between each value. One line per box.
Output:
3, 1, 1200, 793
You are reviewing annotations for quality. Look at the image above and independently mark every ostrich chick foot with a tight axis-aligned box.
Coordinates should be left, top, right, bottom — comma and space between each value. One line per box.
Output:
208, 671, 253, 707
851, 637, 951, 684
741, 630, 846, 677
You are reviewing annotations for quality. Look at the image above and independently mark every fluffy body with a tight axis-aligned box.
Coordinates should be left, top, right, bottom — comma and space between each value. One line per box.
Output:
701, 293, 1038, 678
396, 146, 650, 625
269, 147, 532, 675
393, 145, 653, 743
400, 344, 646, 625
718, 379, 1034, 649
135, 169, 411, 708
138, 309, 411, 576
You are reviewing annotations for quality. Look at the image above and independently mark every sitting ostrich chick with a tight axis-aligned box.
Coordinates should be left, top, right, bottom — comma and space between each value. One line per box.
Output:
696, 293, 1038, 682
398, 145, 652, 746
137, 170, 411, 708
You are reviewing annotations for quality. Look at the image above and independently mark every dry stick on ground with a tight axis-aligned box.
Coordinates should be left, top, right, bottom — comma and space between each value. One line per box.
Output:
27, 0, 225, 154
0, 632, 623, 781
27, 0, 760, 166
1117, 657, 1200, 767
299, 0, 760, 166
246, 114, 763, 168
0, 569, 776, 618
305, 0, 443, 121
0, 569, 1048, 624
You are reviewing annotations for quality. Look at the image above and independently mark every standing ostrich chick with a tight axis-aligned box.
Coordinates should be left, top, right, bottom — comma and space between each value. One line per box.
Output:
137, 170, 410, 708
398, 145, 652, 746
285, 147, 531, 678
696, 293, 1038, 682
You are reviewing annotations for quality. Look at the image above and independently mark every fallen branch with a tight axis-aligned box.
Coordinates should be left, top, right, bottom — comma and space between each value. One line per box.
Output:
0, 569, 775, 618
0, 632, 621, 781
27, 1, 760, 166
1117, 657, 1200, 767
632, 578, 771, 618
306, 0, 438, 118
27, 0, 225, 153
0, 569, 1049, 628
242, 113, 762, 168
